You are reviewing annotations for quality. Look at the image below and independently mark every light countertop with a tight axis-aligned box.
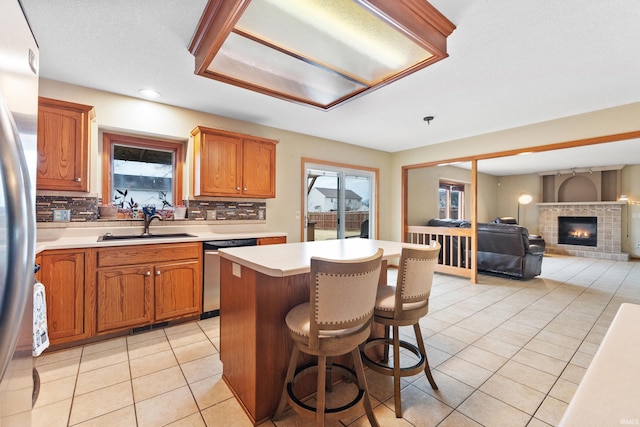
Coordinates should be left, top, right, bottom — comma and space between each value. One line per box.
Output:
558, 303, 640, 426
36, 223, 286, 253
218, 238, 426, 277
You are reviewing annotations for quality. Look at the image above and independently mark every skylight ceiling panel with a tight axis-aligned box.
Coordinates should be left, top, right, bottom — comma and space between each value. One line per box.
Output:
235, 0, 434, 85
208, 32, 366, 106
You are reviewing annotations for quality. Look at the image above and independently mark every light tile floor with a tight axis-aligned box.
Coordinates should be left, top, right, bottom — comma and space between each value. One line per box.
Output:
32, 254, 640, 426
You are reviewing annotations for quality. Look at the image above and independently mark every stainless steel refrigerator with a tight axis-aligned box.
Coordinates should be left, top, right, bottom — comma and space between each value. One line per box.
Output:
0, 0, 39, 425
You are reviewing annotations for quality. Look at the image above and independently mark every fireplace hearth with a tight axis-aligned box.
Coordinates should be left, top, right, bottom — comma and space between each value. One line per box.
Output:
558, 216, 597, 247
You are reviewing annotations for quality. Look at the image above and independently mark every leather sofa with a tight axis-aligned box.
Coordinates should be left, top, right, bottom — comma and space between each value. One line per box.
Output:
426, 219, 544, 279
477, 222, 544, 279
490, 216, 546, 251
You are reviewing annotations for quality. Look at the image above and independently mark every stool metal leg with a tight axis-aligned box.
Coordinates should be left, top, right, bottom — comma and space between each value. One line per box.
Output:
383, 325, 390, 363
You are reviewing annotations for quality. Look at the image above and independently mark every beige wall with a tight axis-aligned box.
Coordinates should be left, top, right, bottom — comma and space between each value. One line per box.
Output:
38, 79, 392, 243
39, 78, 640, 255
621, 165, 640, 255
390, 102, 640, 243
491, 174, 541, 233
406, 165, 499, 225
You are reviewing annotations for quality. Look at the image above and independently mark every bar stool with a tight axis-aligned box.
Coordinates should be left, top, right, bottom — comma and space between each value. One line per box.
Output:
361, 242, 440, 418
273, 249, 383, 427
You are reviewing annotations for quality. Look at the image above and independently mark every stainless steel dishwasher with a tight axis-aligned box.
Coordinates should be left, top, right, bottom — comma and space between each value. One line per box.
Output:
202, 238, 258, 318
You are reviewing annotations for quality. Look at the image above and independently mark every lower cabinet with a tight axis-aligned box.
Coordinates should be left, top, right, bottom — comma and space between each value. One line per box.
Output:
96, 265, 153, 332
154, 259, 202, 321
95, 242, 203, 334
39, 249, 90, 345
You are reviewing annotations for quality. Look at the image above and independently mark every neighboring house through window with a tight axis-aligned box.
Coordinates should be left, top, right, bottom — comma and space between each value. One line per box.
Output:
102, 133, 184, 210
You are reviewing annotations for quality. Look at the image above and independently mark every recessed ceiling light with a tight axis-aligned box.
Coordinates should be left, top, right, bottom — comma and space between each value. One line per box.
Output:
139, 89, 160, 98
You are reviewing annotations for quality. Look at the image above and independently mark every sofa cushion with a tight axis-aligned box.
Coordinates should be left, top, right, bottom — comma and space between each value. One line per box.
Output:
426, 218, 471, 228
490, 216, 518, 224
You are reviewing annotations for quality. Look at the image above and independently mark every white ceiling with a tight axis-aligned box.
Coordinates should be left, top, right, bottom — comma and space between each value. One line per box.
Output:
20, 0, 640, 175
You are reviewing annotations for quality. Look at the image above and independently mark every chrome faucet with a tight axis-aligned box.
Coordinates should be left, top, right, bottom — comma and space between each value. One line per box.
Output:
142, 213, 162, 236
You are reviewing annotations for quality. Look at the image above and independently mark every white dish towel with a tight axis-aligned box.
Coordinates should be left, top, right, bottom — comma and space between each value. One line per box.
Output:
33, 281, 50, 356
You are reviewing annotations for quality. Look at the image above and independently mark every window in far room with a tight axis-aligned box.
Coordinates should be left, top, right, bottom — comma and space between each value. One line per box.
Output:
439, 181, 464, 220
102, 133, 183, 210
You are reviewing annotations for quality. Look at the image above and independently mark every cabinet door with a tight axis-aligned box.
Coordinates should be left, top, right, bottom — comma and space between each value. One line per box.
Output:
96, 266, 154, 333
37, 98, 93, 191
154, 260, 202, 321
243, 139, 276, 198
199, 132, 242, 196
40, 250, 87, 344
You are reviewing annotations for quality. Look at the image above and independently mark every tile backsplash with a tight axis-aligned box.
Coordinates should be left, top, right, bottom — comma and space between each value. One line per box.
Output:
35, 194, 266, 223
36, 195, 98, 222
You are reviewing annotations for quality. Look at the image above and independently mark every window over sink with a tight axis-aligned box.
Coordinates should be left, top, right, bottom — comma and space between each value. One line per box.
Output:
102, 133, 184, 210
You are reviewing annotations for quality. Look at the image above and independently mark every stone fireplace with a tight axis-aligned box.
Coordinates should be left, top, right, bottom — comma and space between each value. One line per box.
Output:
538, 202, 628, 261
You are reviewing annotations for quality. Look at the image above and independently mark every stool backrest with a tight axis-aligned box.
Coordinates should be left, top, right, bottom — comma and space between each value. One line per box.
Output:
309, 248, 383, 349
395, 242, 441, 316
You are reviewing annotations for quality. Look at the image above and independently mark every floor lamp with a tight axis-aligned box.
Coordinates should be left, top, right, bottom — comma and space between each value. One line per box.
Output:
517, 193, 533, 224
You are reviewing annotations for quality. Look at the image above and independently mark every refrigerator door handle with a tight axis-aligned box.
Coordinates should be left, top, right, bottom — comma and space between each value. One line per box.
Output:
0, 91, 35, 383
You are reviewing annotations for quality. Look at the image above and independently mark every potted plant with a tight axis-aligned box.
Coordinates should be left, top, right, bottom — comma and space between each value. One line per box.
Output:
98, 204, 117, 219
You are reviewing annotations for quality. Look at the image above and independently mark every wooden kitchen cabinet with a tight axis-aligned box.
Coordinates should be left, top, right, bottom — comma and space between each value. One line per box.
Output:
192, 126, 277, 198
154, 259, 202, 321
36, 97, 95, 192
257, 236, 287, 245
95, 242, 202, 334
96, 265, 154, 333
39, 249, 90, 345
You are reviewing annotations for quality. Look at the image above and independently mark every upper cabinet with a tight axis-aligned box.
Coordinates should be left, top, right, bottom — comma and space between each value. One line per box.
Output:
37, 97, 95, 192
191, 126, 277, 198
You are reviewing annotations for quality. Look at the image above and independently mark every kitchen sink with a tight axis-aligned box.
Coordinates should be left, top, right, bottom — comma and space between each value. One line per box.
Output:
97, 232, 195, 242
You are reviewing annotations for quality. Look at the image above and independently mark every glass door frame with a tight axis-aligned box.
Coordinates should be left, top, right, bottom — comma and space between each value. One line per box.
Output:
301, 158, 378, 242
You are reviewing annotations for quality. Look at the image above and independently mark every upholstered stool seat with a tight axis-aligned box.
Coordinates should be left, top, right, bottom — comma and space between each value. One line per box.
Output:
273, 249, 383, 427
362, 242, 441, 418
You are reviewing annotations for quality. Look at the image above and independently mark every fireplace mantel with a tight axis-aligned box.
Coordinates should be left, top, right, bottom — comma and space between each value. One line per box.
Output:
537, 202, 628, 261
537, 201, 626, 206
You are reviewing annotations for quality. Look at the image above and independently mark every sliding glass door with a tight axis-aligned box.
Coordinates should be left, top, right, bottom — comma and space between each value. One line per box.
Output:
304, 161, 375, 241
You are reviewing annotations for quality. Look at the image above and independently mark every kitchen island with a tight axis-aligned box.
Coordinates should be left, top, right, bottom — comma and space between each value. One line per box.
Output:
218, 238, 427, 425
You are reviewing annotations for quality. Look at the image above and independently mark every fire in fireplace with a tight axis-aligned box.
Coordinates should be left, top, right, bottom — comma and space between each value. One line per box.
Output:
558, 216, 597, 247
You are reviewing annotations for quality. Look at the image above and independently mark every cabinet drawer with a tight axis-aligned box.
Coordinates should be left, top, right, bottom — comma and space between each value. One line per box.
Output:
257, 236, 286, 245
96, 242, 201, 268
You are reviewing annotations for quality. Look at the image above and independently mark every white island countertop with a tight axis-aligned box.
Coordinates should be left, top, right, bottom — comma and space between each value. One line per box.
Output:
558, 303, 640, 426
219, 238, 426, 277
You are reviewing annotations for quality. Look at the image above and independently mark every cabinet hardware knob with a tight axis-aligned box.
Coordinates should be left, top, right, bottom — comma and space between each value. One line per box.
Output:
156, 270, 161, 275
236, 187, 240, 190
75, 177, 82, 182
145, 271, 151, 276
244, 187, 247, 191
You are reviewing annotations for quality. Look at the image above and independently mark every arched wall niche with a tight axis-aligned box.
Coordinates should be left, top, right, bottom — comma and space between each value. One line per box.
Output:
558, 176, 598, 202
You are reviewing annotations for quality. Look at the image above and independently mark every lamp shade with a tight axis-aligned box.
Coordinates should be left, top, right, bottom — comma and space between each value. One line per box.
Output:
518, 194, 533, 205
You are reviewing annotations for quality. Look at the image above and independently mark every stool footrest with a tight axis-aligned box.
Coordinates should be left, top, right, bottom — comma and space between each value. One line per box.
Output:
287, 363, 365, 419
361, 338, 425, 377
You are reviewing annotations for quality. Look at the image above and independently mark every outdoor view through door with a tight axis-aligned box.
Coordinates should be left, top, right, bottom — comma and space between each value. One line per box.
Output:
304, 161, 376, 241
